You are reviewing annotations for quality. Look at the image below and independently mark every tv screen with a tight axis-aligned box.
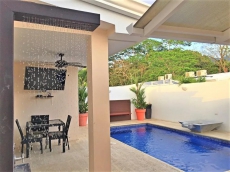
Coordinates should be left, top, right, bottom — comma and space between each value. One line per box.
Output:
24, 67, 67, 90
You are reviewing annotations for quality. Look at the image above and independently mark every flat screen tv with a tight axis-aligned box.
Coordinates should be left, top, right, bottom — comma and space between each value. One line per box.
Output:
24, 67, 67, 90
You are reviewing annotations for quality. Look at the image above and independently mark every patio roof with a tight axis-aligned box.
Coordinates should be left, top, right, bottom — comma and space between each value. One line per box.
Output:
127, 0, 230, 45
38, 0, 151, 56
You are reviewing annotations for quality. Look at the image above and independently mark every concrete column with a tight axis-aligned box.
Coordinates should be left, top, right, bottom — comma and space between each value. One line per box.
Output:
87, 28, 111, 171
0, 2, 14, 171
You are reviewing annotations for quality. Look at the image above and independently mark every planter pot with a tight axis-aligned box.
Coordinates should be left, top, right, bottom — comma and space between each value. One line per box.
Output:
79, 113, 88, 126
135, 109, 146, 120
145, 104, 152, 119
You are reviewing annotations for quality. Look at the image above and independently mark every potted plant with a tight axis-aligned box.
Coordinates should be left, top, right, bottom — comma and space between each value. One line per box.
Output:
130, 82, 147, 120
78, 69, 88, 126
145, 103, 152, 119
78, 85, 88, 126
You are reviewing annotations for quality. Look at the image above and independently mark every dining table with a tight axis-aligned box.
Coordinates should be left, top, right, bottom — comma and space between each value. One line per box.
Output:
26, 119, 65, 158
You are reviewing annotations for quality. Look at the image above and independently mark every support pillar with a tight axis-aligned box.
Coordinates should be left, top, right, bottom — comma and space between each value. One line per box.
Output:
0, 1, 14, 171
87, 28, 111, 171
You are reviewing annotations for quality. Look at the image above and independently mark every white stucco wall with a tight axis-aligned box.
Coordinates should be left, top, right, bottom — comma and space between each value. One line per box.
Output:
109, 80, 230, 132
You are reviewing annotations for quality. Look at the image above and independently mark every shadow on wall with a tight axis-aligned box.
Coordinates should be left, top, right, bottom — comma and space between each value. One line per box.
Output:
109, 80, 230, 132
145, 80, 229, 132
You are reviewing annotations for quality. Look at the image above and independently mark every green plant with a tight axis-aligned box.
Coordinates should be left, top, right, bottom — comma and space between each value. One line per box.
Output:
130, 81, 147, 109
78, 69, 87, 86
78, 85, 88, 114
196, 76, 206, 82
78, 68, 88, 114
178, 76, 206, 85
178, 76, 197, 85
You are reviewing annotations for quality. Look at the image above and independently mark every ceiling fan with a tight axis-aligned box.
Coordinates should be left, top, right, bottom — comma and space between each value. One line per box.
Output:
54, 53, 86, 68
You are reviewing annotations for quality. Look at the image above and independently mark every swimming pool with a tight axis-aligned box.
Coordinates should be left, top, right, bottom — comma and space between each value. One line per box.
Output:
110, 123, 230, 172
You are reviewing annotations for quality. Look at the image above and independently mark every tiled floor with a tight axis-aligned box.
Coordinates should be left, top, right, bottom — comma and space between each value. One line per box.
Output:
15, 119, 230, 171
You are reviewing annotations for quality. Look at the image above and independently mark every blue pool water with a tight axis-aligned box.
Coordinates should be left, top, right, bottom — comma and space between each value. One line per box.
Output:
110, 124, 230, 172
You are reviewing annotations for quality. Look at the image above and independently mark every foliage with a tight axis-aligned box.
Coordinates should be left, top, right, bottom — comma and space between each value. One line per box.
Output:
109, 39, 162, 62
109, 39, 191, 63
130, 80, 147, 109
178, 77, 197, 85
109, 44, 218, 86
178, 76, 206, 85
78, 69, 88, 114
78, 68, 87, 86
78, 85, 88, 114
196, 76, 206, 83
162, 39, 191, 50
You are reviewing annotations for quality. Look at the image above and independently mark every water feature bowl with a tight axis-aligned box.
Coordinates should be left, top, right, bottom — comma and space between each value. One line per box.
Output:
179, 120, 222, 132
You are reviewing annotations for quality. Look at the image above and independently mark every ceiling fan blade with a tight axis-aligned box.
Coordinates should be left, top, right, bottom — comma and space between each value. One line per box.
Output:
67, 63, 86, 68
43, 62, 55, 65
67, 62, 82, 65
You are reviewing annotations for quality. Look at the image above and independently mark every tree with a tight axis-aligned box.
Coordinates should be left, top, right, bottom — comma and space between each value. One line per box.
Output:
202, 44, 230, 73
109, 49, 218, 86
109, 39, 163, 63
162, 39, 191, 50
109, 39, 192, 62
108, 39, 220, 86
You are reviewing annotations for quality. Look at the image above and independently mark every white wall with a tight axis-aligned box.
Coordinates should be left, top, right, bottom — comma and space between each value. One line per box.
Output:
14, 62, 79, 148
109, 80, 230, 132
109, 85, 136, 119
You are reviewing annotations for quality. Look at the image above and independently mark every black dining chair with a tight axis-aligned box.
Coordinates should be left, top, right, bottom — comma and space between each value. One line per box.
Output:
31, 115, 49, 148
48, 115, 72, 152
15, 119, 43, 157
31, 115, 49, 137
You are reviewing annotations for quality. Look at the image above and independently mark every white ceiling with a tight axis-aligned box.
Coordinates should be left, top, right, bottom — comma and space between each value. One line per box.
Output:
14, 27, 90, 66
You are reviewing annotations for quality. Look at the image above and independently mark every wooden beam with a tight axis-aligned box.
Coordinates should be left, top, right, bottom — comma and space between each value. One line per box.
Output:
126, 23, 144, 36
216, 28, 230, 44
144, 0, 185, 36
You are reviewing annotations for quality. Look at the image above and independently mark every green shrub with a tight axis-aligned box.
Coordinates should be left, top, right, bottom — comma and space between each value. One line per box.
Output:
178, 76, 206, 85
196, 76, 206, 82
178, 76, 196, 85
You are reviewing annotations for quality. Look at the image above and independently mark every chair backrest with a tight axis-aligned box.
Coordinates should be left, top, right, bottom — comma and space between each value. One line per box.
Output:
15, 119, 24, 140
65, 115, 72, 135
31, 115, 49, 132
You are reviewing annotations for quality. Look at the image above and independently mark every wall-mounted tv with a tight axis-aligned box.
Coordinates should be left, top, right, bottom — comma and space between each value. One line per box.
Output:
24, 67, 67, 91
